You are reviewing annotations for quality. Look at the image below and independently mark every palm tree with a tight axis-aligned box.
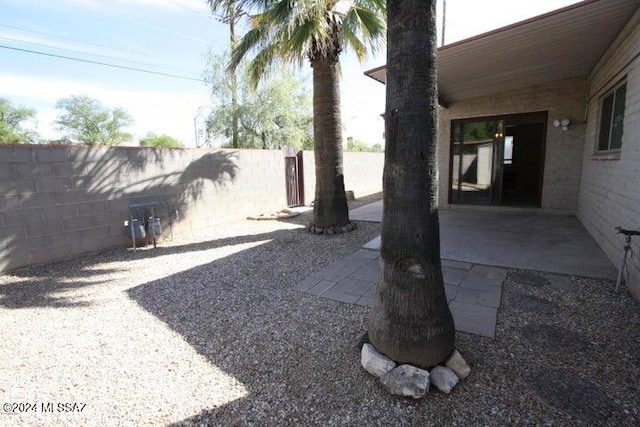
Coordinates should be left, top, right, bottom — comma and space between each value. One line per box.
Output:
367, 0, 455, 368
228, 0, 386, 231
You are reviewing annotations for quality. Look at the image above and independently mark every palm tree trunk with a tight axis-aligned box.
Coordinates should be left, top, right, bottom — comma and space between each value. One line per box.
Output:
311, 56, 349, 230
367, 0, 455, 368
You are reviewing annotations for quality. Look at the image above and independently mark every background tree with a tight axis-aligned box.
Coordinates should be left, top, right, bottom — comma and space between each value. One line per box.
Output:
345, 137, 383, 152
204, 51, 312, 149
368, 0, 456, 368
0, 98, 38, 143
139, 133, 184, 148
55, 95, 134, 145
229, 0, 386, 231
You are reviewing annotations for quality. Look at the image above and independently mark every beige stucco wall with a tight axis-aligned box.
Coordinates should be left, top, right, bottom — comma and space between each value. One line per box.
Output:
578, 8, 640, 299
437, 76, 587, 214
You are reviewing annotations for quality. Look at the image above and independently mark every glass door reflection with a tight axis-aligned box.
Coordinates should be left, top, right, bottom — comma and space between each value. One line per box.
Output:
450, 120, 503, 205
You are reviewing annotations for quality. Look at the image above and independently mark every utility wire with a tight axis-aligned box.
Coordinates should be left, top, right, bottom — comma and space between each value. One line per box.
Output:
0, 23, 168, 61
85, 7, 212, 44
0, 44, 204, 82
0, 35, 187, 72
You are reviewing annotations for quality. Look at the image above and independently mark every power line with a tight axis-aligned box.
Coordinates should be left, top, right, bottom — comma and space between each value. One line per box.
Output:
0, 23, 168, 61
0, 44, 204, 82
0, 35, 187, 73
85, 7, 213, 44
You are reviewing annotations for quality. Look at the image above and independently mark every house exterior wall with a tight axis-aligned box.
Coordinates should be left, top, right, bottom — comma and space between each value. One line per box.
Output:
578, 8, 640, 299
437, 76, 587, 214
0, 145, 383, 273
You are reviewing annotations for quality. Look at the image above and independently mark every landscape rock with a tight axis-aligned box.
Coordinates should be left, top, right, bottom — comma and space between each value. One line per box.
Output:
361, 343, 396, 378
380, 364, 430, 399
430, 366, 459, 394
446, 349, 471, 379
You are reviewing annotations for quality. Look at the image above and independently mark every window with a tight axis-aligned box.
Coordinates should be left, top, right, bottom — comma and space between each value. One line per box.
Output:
598, 80, 626, 151
503, 136, 514, 165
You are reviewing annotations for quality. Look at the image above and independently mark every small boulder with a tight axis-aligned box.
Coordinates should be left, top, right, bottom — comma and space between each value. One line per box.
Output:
361, 343, 396, 378
445, 349, 471, 379
430, 366, 459, 394
380, 365, 430, 399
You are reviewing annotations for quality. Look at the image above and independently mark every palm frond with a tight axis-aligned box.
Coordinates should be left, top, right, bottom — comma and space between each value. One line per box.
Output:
230, 0, 386, 83
247, 44, 278, 88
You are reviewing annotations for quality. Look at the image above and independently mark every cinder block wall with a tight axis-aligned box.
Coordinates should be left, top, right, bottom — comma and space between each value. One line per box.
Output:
437, 76, 588, 213
301, 150, 384, 205
0, 145, 383, 273
578, 9, 640, 299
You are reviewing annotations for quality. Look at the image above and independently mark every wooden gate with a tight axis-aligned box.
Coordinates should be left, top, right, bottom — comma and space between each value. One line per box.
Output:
283, 148, 304, 207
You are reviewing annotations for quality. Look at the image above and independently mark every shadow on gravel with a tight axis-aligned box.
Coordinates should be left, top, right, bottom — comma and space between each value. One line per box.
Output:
0, 224, 313, 309
125, 220, 387, 425
129, 258, 640, 425
0, 267, 123, 309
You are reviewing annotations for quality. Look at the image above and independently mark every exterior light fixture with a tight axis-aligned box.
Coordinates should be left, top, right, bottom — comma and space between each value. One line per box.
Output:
553, 118, 570, 131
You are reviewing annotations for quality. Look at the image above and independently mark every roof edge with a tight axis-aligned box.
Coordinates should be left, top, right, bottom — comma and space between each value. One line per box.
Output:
439, 0, 602, 51
363, 64, 386, 83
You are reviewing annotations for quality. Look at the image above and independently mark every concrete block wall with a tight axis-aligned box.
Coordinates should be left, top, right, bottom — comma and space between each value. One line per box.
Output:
301, 150, 384, 204
0, 145, 383, 273
438, 76, 588, 213
578, 8, 640, 299
0, 146, 286, 272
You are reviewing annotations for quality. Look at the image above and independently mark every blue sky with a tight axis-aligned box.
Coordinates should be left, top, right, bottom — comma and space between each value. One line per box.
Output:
0, 0, 581, 147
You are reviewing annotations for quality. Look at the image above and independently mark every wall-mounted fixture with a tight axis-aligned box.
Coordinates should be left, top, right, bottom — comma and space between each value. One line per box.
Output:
553, 118, 570, 131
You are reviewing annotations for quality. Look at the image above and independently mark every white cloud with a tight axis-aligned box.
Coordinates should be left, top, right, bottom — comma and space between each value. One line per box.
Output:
1, 73, 211, 146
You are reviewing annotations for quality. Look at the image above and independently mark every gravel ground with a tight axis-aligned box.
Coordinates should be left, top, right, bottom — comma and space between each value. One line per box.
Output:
1, 196, 639, 426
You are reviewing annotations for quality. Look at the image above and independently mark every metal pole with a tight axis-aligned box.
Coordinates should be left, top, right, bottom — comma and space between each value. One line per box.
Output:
441, 0, 447, 46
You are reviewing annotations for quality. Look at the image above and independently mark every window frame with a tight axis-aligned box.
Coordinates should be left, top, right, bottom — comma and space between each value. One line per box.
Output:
596, 78, 627, 153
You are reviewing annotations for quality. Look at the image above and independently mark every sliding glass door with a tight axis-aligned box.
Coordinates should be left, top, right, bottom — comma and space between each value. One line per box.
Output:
450, 112, 547, 207
450, 119, 503, 205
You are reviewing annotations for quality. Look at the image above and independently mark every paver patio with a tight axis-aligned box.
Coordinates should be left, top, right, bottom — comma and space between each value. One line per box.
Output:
297, 200, 618, 339
296, 243, 506, 338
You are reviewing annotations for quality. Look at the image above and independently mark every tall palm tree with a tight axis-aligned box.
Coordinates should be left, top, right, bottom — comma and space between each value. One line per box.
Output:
367, 0, 455, 368
228, 0, 386, 231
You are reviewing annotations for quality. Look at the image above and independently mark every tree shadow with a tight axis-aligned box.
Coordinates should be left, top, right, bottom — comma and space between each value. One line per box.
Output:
0, 225, 295, 309
123, 224, 387, 425
0, 146, 239, 273
0, 276, 106, 309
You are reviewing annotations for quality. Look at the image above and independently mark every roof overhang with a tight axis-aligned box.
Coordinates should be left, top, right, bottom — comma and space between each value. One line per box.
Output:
365, 0, 640, 106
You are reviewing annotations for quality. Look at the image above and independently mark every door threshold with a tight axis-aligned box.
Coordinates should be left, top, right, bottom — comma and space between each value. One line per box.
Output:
442, 204, 575, 216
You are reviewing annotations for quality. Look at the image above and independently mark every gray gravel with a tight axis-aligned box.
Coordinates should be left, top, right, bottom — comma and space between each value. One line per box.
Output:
1, 199, 639, 426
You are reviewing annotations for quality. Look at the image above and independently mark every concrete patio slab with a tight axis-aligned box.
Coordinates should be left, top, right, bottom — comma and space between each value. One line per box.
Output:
350, 201, 616, 280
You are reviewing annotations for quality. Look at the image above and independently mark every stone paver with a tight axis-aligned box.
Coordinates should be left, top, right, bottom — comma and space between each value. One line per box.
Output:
301, 199, 620, 340
297, 241, 505, 338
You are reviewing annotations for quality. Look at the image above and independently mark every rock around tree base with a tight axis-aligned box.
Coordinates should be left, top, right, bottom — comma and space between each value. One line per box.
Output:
307, 222, 357, 235
360, 343, 471, 399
